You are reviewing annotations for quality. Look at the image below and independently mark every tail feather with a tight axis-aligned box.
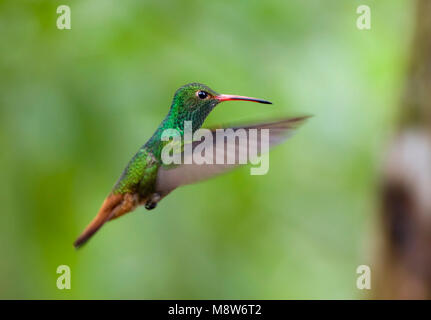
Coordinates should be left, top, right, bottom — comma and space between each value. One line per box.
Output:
74, 193, 125, 248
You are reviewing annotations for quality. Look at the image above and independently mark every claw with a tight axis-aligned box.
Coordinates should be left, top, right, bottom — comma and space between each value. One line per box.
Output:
145, 193, 161, 210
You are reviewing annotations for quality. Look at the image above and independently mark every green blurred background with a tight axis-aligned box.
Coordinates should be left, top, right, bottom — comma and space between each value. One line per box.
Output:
0, 0, 412, 299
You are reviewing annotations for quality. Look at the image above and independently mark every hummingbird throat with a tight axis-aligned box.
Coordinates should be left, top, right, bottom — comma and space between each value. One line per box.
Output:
160, 121, 270, 175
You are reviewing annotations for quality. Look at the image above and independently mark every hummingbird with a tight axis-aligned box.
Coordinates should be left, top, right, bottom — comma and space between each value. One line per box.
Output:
74, 83, 309, 248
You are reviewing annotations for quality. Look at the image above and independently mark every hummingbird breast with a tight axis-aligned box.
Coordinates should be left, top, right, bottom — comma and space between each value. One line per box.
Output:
113, 147, 159, 199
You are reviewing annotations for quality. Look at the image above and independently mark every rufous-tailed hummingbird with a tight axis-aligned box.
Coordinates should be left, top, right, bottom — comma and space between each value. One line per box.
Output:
74, 83, 308, 248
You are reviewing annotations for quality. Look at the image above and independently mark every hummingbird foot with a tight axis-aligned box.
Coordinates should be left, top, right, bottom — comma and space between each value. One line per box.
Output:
144, 193, 161, 210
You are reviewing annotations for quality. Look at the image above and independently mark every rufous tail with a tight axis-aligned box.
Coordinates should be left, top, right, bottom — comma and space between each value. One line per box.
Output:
74, 193, 126, 248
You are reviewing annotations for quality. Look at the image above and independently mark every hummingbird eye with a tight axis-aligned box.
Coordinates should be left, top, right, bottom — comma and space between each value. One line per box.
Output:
197, 90, 208, 99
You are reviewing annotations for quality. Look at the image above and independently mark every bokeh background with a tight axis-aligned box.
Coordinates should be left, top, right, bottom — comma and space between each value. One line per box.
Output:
0, 0, 414, 299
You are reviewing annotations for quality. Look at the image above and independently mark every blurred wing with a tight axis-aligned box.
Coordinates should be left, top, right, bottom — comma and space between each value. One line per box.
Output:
155, 116, 310, 196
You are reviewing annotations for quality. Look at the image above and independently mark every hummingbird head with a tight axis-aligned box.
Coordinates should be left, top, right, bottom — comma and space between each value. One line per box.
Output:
170, 83, 272, 130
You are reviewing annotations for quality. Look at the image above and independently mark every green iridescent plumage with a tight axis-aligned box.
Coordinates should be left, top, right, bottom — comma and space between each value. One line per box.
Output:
74, 82, 306, 248
112, 83, 220, 195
